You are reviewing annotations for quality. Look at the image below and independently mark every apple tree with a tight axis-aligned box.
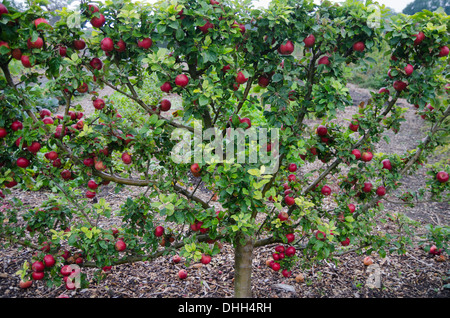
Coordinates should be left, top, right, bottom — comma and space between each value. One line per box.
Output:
0, 0, 449, 297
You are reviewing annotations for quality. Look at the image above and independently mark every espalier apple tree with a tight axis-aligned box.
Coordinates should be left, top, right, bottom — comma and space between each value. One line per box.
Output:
0, 0, 449, 297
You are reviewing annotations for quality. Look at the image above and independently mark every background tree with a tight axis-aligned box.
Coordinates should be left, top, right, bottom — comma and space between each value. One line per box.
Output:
403, 0, 450, 15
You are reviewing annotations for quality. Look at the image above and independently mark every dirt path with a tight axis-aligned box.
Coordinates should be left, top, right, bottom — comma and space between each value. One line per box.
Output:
1, 83, 449, 299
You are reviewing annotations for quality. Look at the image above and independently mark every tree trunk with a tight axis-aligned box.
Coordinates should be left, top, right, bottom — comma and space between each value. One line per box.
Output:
234, 233, 254, 298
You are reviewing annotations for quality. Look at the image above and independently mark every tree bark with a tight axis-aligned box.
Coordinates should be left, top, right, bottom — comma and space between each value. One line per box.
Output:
234, 233, 254, 298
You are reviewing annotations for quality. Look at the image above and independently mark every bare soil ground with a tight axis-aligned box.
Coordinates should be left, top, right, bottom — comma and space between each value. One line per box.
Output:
0, 83, 449, 300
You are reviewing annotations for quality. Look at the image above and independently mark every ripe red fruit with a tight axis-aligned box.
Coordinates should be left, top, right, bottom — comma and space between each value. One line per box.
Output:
286, 233, 295, 243
349, 120, 359, 132
436, 171, 449, 183
352, 149, 361, 160
190, 163, 201, 175
315, 230, 326, 241
0, 4, 9, 16
27, 37, 44, 49
287, 174, 296, 182
85, 190, 96, 199
378, 87, 390, 95
239, 117, 251, 129
438, 46, 449, 57
282, 269, 292, 278
61, 169, 72, 180
288, 163, 297, 172
121, 152, 132, 164
58, 46, 67, 57
201, 254, 212, 265
154, 225, 164, 237
100, 37, 114, 52
0, 128, 6, 138
90, 57, 103, 70
93, 98, 105, 110
19, 280, 32, 289
73, 39, 86, 50
27, 141, 41, 154
363, 182, 373, 193
43, 117, 54, 125
87, 180, 98, 190
178, 269, 188, 279
115, 39, 126, 52
198, 20, 214, 34
257, 75, 270, 88
17, 157, 30, 168
115, 240, 126, 251
83, 158, 94, 167
43, 255, 55, 268
393, 80, 407, 92
90, 13, 106, 28
413, 31, 425, 45
160, 81, 172, 93
21, 55, 32, 68
271, 262, 281, 271
160, 99, 171, 111
321, 185, 331, 196
34, 18, 49, 28
45, 151, 58, 162
138, 37, 153, 49
88, 4, 99, 14
173, 255, 181, 264
32, 272, 45, 280
341, 237, 350, 246
429, 245, 442, 256
376, 186, 386, 196
11, 120, 23, 131
318, 56, 330, 65
221, 64, 231, 73
303, 34, 315, 47
175, 74, 189, 87
316, 125, 328, 136
404, 64, 414, 76
284, 196, 295, 206
32, 261, 45, 272
278, 40, 294, 55
39, 108, 52, 119
353, 41, 365, 52
361, 151, 373, 162
348, 203, 356, 213
381, 159, 392, 171
236, 71, 248, 84
278, 211, 289, 221
285, 246, 296, 257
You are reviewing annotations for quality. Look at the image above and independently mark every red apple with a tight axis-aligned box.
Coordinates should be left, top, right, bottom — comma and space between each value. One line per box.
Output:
413, 31, 425, 45
43, 117, 54, 125
201, 254, 211, 265
348, 203, 356, 213
361, 151, 373, 162
73, 39, 86, 50
87, 180, 98, 190
278, 40, 294, 55
198, 20, 214, 34
0, 4, 9, 16
285, 246, 296, 257
351, 149, 361, 160
303, 34, 315, 48
376, 186, 386, 196
0, 128, 6, 138
160, 99, 171, 111
155, 225, 164, 237
381, 159, 392, 171
393, 80, 407, 92
11, 120, 23, 131
121, 152, 132, 164
93, 98, 105, 110
175, 74, 189, 87
100, 37, 114, 52
32, 261, 45, 272
90, 13, 106, 28
318, 56, 330, 65
239, 117, 251, 129
17, 157, 30, 168
404, 64, 414, 76
284, 196, 295, 206
39, 108, 52, 119
90, 57, 103, 70
34, 18, 49, 28
316, 125, 328, 136
43, 255, 55, 268
378, 87, 390, 95
115, 240, 126, 251
19, 280, 32, 289
21, 55, 32, 68
178, 269, 188, 279
173, 255, 181, 264
348, 120, 359, 132
353, 41, 365, 52
288, 163, 297, 172
160, 81, 172, 93
115, 39, 126, 52
363, 182, 372, 193
271, 262, 281, 271
258, 75, 270, 88
236, 71, 248, 84
341, 237, 350, 246
32, 272, 45, 280
190, 163, 201, 175
138, 37, 153, 49
436, 171, 449, 183
438, 46, 449, 57
60, 169, 72, 180
27, 37, 44, 49
321, 185, 331, 196
286, 233, 295, 244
